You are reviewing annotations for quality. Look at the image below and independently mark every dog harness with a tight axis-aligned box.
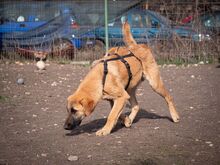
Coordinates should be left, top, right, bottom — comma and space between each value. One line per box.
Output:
100, 48, 140, 91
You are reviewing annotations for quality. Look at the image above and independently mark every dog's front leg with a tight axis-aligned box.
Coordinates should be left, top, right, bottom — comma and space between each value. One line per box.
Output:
96, 93, 129, 136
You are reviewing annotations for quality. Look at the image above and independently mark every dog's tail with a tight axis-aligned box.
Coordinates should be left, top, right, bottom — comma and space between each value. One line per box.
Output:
122, 21, 137, 49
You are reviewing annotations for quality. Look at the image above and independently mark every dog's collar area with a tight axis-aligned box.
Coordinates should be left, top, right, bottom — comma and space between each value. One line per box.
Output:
35, 57, 47, 62
100, 51, 135, 91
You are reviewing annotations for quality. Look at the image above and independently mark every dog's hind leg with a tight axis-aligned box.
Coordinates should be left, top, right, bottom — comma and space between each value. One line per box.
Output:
96, 90, 130, 136
120, 88, 139, 127
144, 65, 180, 123
108, 99, 114, 108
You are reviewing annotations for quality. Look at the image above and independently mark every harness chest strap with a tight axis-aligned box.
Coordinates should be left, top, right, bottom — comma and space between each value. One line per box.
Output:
101, 52, 134, 91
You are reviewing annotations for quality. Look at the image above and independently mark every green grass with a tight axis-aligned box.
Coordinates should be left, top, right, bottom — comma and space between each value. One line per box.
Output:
157, 58, 186, 66
157, 56, 216, 66
0, 95, 9, 102
1, 51, 218, 66
57, 60, 71, 64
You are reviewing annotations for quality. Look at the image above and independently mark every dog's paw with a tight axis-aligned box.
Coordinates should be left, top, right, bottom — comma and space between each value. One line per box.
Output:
123, 116, 132, 128
120, 115, 132, 128
171, 113, 180, 123
96, 128, 111, 136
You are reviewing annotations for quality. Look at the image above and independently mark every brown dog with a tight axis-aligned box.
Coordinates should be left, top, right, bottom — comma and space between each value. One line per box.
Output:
64, 23, 179, 136
122, 21, 180, 123
64, 46, 144, 136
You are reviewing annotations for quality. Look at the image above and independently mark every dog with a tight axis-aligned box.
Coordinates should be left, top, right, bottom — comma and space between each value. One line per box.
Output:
64, 46, 143, 136
64, 22, 179, 136
16, 48, 48, 61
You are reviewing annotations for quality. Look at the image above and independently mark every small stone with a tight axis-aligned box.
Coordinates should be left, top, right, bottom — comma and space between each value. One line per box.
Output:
190, 106, 194, 109
205, 141, 212, 144
36, 61, 46, 70
154, 127, 159, 130
14, 131, 19, 134
87, 155, 92, 159
54, 124, 58, 126
56, 151, 61, 154
41, 153, 47, 157
68, 155, 78, 161
25, 92, 31, 95
209, 144, 213, 147
168, 64, 176, 67
198, 61, 204, 65
137, 93, 143, 96
32, 114, 37, 118
191, 75, 195, 78
51, 82, 57, 86
15, 61, 24, 66
17, 78, 24, 85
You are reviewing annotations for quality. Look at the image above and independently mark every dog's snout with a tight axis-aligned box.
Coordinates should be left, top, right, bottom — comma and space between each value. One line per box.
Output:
64, 119, 82, 130
64, 111, 84, 131
64, 123, 73, 130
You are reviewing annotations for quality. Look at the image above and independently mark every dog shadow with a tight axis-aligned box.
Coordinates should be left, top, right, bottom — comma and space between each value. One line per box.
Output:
65, 109, 172, 136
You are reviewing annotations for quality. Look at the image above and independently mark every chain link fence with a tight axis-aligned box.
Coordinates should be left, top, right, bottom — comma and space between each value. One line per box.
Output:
0, 0, 219, 63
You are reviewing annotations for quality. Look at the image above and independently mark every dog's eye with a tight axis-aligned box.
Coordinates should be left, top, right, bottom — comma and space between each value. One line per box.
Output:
70, 108, 77, 113
35, 57, 41, 61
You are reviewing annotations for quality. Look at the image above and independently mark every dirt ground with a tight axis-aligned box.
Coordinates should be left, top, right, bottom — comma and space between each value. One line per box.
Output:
0, 61, 219, 165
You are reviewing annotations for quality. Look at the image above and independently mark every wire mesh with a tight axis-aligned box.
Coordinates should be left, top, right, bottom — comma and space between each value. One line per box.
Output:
0, 0, 219, 63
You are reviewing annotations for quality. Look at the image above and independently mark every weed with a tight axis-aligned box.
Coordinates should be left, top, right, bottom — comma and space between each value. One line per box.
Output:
0, 95, 9, 102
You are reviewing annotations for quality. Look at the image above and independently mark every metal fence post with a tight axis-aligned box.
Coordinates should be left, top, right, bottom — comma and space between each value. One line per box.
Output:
104, 0, 109, 53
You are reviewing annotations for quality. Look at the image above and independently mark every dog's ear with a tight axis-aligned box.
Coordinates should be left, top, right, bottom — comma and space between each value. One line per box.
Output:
67, 95, 83, 112
67, 95, 74, 111
80, 98, 95, 116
